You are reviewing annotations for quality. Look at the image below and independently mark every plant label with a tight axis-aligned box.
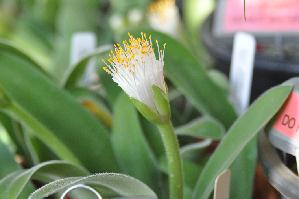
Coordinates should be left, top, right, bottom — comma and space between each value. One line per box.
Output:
70, 32, 97, 85
214, 169, 231, 199
270, 91, 299, 156
229, 32, 256, 114
214, 0, 299, 36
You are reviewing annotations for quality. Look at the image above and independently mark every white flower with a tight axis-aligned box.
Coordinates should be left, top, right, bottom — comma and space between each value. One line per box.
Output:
103, 33, 167, 109
148, 0, 180, 37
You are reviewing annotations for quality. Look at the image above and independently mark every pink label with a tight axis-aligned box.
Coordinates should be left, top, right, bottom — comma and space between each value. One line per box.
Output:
224, 0, 299, 32
274, 92, 299, 139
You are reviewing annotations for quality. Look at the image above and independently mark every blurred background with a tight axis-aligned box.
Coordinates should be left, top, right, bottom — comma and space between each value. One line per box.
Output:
0, 0, 214, 79
1, 0, 298, 98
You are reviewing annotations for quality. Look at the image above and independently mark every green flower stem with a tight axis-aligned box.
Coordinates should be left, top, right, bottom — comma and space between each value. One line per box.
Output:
157, 120, 183, 199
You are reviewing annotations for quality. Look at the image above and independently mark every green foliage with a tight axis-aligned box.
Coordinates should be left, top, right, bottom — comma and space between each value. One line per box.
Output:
176, 116, 224, 140
0, 139, 20, 178
0, 49, 118, 172
192, 85, 292, 199
112, 94, 160, 193
0, 161, 88, 199
0, 1, 292, 198
29, 172, 157, 199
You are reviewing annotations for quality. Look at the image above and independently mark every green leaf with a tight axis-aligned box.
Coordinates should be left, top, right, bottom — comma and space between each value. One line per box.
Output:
230, 139, 257, 199
62, 45, 112, 88
0, 140, 20, 178
183, 160, 202, 190
25, 130, 58, 164
208, 70, 229, 96
192, 85, 292, 199
143, 31, 237, 128
0, 160, 88, 199
29, 173, 157, 199
0, 112, 33, 163
180, 140, 212, 158
0, 50, 118, 172
0, 112, 55, 166
0, 39, 47, 76
176, 117, 225, 140
112, 94, 160, 193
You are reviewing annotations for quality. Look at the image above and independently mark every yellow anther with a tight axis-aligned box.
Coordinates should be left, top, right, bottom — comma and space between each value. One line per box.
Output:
103, 66, 111, 74
104, 32, 158, 73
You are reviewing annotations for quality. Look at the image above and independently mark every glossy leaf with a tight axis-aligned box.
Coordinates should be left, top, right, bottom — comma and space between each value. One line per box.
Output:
0, 50, 118, 172
192, 85, 292, 199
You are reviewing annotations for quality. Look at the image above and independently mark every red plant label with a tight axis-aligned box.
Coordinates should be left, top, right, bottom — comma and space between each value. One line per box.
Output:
224, 0, 299, 33
274, 92, 299, 139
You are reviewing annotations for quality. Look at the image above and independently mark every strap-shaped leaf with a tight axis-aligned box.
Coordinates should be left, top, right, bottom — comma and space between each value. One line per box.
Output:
29, 173, 157, 199
0, 160, 88, 199
192, 85, 292, 199
0, 48, 118, 172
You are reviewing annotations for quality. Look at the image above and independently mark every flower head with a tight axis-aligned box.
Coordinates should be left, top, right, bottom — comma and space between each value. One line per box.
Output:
103, 32, 167, 109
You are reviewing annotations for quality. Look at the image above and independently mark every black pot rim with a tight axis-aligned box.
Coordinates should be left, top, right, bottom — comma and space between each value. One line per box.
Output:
258, 130, 299, 198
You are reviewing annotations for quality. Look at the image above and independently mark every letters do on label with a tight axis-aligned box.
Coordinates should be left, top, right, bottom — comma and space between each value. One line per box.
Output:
282, 114, 297, 129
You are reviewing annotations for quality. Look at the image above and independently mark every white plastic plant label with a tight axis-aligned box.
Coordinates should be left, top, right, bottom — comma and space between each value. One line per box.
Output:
230, 32, 256, 114
70, 32, 97, 85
